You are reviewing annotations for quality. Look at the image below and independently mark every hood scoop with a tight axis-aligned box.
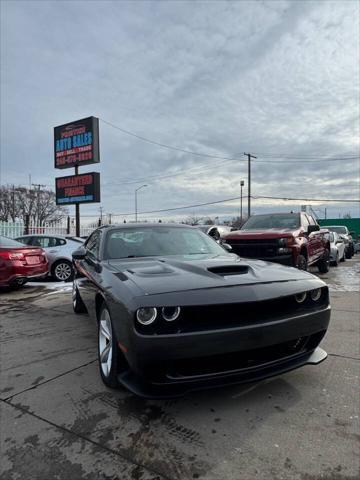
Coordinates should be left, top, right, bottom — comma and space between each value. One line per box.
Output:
207, 265, 249, 277
127, 264, 175, 276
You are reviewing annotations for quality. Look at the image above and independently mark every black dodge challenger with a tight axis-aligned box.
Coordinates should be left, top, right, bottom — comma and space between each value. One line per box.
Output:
72, 223, 331, 397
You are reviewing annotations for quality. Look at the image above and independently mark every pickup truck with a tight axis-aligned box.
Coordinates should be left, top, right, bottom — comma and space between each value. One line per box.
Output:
223, 212, 330, 272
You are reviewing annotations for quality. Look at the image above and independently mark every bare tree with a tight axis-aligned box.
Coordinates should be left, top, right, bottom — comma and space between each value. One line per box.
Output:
183, 215, 204, 225
0, 185, 67, 224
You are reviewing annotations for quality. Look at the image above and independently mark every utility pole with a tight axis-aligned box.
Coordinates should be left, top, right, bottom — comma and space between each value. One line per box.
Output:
99, 206, 103, 225
244, 153, 257, 218
135, 184, 147, 222
240, 180, 244, 224
32, 183, 46, 225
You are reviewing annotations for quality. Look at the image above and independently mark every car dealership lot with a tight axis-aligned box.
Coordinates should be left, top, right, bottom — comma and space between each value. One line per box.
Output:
1, 259, 359, 480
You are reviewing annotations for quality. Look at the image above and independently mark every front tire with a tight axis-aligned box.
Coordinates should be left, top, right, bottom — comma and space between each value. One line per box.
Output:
52, 260, 74, 282
297, 254, 308, 271
98, 304, 122, 388
331, 252, 339, 267
72, 282, 87, 313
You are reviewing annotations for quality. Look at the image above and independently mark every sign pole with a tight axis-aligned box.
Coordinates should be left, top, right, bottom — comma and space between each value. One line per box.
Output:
75, 165, 80, 237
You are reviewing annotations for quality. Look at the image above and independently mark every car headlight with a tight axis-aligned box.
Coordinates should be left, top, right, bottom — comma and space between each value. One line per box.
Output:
295, 292, 307, 303
136, 307, 157, 325
162, 306, 181, 321
310, 288, 322, 301
278, 238, 288, 246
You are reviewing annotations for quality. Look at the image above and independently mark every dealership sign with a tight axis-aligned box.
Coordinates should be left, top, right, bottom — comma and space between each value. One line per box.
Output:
54, 116, 100, 169
55, 172, 100, 205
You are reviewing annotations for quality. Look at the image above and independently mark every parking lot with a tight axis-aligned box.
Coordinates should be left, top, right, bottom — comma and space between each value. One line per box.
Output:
1, 258, 359, 480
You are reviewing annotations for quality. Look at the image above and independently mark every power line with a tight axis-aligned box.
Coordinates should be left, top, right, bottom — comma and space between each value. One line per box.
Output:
100, 118, 358, 163
100, 118, 242, 161
103, 158, 238, 186
97, 194, 360, 218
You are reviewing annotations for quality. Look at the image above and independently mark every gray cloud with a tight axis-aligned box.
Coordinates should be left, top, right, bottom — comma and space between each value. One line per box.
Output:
0, 0, 359, 221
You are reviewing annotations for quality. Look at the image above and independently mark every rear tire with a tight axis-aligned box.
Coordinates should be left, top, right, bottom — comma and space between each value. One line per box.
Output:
52, 260, 74, 282
97, 304, 124, 389
318, 251, 330, 273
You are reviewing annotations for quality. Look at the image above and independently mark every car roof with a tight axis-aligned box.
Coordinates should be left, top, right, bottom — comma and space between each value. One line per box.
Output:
249, 212, 300, 216
98, 223, 198, 231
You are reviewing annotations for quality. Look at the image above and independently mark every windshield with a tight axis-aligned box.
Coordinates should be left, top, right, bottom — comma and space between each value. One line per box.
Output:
0, 236, 28, 247
241, 214, 300, 230
328, 226, 347, 234
104, 226, 227, 259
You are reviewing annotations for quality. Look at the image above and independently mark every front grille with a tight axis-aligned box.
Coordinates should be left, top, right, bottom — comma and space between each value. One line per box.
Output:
135, 288, 329, 335
227, 238, 280, 258
166, 330, 326, 379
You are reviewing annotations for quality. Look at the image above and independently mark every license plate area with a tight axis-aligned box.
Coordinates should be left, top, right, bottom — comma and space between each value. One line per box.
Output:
26, 256, 40, 265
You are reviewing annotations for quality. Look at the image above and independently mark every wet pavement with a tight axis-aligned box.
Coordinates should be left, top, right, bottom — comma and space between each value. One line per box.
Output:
0, 257, 359, 480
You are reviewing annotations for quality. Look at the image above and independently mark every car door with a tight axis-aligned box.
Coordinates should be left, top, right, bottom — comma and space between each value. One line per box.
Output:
306, 215, 323, 263
300, 215, 314, 264
77, 230, 103, 318
334, 232, 345, 259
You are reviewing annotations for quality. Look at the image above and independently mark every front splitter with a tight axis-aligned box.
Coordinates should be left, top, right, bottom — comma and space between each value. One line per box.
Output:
117, 347, 328, 399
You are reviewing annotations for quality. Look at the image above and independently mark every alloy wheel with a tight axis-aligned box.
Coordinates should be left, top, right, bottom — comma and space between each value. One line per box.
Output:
99, 308, 113, 378
54, 262, 72, 281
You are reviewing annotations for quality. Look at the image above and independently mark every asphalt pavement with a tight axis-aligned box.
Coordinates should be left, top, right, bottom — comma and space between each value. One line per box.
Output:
1, 257, 359, 480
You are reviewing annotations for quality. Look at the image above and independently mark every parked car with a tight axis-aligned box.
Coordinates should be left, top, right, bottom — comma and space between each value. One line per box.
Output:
354, 241, 360, 254
223, 212, 330, 273
326, 231, 346, 266
72, 223, 330, 397
0, 235, 48, 288
15, 234, 83, 282
325, 226, 354, 258
196, 225, 232, 241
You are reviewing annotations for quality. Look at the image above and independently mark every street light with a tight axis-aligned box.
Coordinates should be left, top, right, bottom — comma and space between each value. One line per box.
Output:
240, 180, 244, 224
135, 184, 147, 222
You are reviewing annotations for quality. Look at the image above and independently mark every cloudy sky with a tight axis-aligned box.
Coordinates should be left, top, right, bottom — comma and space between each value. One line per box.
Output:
1, 0, 359, 223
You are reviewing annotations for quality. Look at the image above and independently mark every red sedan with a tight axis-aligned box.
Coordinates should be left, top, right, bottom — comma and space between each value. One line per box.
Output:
0, 235, 48, 288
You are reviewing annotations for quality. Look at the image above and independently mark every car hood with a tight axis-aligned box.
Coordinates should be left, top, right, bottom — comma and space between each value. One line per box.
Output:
106, 254, 315, 296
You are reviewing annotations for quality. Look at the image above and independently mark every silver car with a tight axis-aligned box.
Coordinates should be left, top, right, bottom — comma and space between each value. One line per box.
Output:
326, 231, 346, 266
15, 234, 84, 281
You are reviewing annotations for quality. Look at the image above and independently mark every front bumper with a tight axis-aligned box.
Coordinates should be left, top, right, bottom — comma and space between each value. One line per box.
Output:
118, 305, 330, 398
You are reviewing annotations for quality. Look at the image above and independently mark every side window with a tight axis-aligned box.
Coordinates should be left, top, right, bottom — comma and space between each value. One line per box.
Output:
85, 231, 101, 259
17, 236, 31, 245
32, 236, 58, 248
32, 236, 46, 247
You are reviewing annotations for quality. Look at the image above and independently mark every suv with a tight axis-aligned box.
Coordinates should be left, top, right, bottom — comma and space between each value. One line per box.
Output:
223, 212, 330, 272
325, 226, 354, 258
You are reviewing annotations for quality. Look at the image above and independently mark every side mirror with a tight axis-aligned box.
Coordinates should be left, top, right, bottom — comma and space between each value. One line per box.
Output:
72, 246, 86, 260
307, 224, 320, 234
222, 243, 232, 252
